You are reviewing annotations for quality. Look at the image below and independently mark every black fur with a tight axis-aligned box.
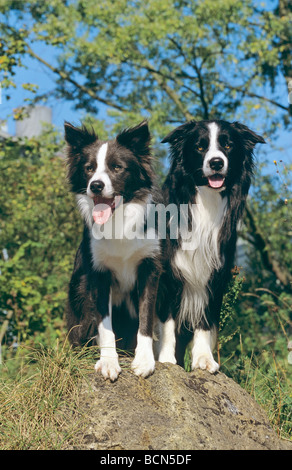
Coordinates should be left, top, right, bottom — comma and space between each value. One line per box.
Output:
156, 120, 265, 368
65, 121, 162, 379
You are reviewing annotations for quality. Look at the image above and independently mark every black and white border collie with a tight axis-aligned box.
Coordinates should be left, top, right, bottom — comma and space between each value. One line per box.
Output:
155, 120, 265, 373
65, 120, 162, 381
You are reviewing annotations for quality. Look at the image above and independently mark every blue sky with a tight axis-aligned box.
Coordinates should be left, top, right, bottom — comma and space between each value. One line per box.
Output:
0, 30, 291, 171
0, 50, 87, 134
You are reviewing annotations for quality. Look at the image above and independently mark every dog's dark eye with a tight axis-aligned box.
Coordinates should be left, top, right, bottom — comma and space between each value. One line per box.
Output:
85, 164, 94, 172
113, 164, 122, 172
224, 143, 231, 149
198, 146, 203, 152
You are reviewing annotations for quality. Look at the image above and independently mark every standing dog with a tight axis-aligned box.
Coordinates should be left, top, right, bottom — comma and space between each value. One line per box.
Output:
65, 121, 161, 380
156, 120, 265, 372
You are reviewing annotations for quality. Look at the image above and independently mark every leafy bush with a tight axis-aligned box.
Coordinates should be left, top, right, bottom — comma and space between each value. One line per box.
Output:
0, 127, 82, 347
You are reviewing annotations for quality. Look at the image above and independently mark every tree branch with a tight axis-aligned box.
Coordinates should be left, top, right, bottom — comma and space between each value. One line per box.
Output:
218, 79, 290, 112
26, 46, 127, 113
168, 34, 290, 114
139, 61, 194, 121
167, 37, 210, 119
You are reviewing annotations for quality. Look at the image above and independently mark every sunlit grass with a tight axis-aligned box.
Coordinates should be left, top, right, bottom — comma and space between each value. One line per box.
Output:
0, 340, 99, 450
221, 349, 292, 442
1, 338, 291, 449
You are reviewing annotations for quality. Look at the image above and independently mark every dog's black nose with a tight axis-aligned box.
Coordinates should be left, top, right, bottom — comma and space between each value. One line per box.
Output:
209, 157, 224, 171
90, 180, 105, 194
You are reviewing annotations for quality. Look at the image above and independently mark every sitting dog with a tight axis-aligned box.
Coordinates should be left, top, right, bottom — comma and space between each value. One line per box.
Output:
156, 120, 265, 373
65, 120, 162, 380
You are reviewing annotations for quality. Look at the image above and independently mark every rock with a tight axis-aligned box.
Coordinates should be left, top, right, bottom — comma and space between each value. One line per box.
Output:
72, 359, 292, 450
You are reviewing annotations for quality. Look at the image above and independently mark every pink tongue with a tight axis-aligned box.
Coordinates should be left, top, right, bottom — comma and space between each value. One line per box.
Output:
92, 203, 112, 225
208, 175, 224, 189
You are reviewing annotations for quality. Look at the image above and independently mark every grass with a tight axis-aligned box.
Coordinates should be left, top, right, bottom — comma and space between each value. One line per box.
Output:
0, 340, 99, 450
0, 339, 291, 449
221, 350, 292, 441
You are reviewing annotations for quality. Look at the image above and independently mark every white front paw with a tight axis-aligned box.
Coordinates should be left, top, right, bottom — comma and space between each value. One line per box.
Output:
158, 350, 177, 364
192, 353, 219, 374
131, 352, 155, 378
95, 356, 121, 381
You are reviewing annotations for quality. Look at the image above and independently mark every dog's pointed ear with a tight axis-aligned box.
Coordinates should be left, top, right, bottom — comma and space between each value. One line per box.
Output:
64, 121, 97, 148
161, 121, 197, 145
116, 120, 151, 155
231, 122, 265, 150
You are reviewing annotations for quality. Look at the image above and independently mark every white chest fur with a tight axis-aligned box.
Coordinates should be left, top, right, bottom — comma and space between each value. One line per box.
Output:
90, 201, 160, 294
173, 186, 227, 328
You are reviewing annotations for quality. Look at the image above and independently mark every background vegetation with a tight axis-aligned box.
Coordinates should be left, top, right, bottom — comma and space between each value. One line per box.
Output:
0, 0, 291, 448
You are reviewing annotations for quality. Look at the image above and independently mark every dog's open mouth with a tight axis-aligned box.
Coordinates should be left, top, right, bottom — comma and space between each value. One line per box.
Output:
92, 195, 122, 225
207, 174, 225, 189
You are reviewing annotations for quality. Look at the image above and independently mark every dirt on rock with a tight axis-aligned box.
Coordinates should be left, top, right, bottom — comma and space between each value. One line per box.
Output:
69, 359, 292, 450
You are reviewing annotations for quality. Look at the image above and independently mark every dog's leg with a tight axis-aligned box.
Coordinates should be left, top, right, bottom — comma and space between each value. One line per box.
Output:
131, 259, 159, 377
157, 317, 177, 364
95, 289, 121, 381
191, 327, 219, 373
132, 330, 155, 377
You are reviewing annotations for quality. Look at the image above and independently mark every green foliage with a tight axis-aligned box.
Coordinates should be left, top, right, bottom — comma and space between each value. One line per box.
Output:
0, 0, 291, 442
0, 0, 291, 134
219, 272, 292, 439
219, 268, 244, 351
0, 127, 82, 346
242, 161, 292, 287
222, 347, 292, 439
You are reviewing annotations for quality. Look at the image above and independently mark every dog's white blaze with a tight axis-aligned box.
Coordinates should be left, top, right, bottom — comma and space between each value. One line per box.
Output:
174, 186, 227, 330
131, 331, 155, 377
87, 142, 113, 198
96, 142, 108, 172
203, 122, 228, 175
